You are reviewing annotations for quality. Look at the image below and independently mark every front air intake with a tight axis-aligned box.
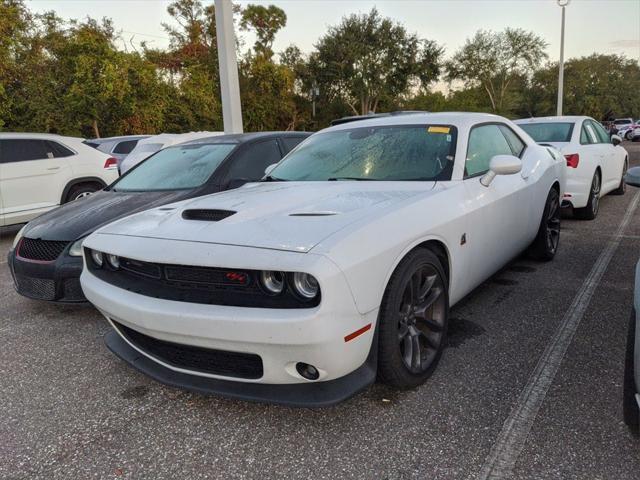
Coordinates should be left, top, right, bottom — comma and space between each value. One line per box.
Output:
181, 209, 236, 221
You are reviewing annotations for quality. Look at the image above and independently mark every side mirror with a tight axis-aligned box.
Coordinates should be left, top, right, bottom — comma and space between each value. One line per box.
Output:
226, 178, 249, 190
625, 166, 640, 188
480, 155, 523, 187
611, 134, 622, 146
264, 163, 278, 177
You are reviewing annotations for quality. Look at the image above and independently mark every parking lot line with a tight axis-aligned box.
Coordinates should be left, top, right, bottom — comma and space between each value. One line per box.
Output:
478, 190, 640, 480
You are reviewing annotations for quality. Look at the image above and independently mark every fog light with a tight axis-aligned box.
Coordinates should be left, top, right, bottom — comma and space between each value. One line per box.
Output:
260, 271, 285, 295
106, 254, 120, 269
296, 362, 320, 381
91, 250, 104, 267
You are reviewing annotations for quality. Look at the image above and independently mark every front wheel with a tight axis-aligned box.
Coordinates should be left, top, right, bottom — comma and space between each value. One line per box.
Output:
574, 171, 601, 220
611, 160, 628, 196
378, 249, 449, 389
626, 131, 634, 141
528, 187, 561, 261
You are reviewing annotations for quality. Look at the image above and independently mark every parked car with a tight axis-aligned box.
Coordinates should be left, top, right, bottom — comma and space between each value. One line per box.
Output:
515, 116, 627, 220
80, 112, 565, 406
83, 135, 150, 170
119, 132, 222, 174
0, 133, 119, 226
7, 131, 310, 303
623, 166, 640, 435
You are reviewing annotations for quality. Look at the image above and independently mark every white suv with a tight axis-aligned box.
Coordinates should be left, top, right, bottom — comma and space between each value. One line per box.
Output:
0, 133, 119, 226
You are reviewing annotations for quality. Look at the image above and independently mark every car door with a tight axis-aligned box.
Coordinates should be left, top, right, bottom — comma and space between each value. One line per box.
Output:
462, 123, 532, 286
0, 138, 73, 223
221, 138, 284, 189
590, 119, 624, 191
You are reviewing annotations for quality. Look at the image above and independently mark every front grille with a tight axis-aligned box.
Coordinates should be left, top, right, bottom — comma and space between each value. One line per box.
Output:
113, 321, 263, 379
182, 209, 236, 221
18, 238, 69, 262
61, 278, 85, 302
15, 275, 56, 300
86, 251, 320, 309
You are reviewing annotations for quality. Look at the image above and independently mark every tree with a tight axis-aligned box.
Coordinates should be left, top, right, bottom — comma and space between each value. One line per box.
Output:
446, 28, 547, 114
311, 8, 443, 116
240, 4, 286, 59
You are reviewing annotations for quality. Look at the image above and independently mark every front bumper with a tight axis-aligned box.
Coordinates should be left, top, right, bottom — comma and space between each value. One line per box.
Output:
7, 250, 86, 303
80, 239, 379, 405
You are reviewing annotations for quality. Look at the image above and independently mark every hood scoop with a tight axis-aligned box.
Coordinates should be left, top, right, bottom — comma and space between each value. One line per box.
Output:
289, 211, 338, 217
182, 209, 236, 222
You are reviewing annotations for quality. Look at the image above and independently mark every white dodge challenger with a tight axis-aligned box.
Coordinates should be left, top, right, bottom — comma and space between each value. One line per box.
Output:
80, 112, 566, 406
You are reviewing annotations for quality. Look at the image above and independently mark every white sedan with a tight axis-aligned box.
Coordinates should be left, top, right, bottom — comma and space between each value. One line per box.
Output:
515, 116, 627, 219
80, 112, 565, 406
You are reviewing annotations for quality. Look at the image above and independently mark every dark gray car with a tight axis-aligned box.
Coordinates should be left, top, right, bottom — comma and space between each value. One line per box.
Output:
8, 131, 311, 303
623, 166, 640, 435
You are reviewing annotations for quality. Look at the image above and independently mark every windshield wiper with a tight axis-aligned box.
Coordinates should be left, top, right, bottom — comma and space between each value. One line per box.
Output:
261, 175, 287, 182
327, 177, 377, 181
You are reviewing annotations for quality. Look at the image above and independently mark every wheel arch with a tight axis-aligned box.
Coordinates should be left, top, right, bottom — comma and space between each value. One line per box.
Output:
60, 177, 107, 203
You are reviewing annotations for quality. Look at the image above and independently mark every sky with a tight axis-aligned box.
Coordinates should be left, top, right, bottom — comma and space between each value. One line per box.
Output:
27, 0, 640, 63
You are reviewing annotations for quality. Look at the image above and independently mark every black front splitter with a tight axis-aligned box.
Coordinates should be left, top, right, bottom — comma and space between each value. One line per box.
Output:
105, 330, 377, 408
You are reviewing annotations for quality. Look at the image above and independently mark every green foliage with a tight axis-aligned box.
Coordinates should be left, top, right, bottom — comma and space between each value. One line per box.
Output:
446, 28, 548, 114
311, 8, 443, 116
0, 0, 638, 136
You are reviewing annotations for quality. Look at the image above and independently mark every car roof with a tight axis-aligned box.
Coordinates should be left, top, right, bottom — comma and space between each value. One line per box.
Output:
85, 135, 150, 144
184, 131, 312, 145
324, 112, 509, 132
0, 132, 85, 141
514, 116, 589, 124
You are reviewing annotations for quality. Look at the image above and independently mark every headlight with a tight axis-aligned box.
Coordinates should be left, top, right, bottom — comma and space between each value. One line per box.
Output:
260, 271, 285, 295
291, 272, 319, 299
90, 250, 104, 268
11, 225, 26, 250
106, 254, 120, 269
68, 238, 85, 257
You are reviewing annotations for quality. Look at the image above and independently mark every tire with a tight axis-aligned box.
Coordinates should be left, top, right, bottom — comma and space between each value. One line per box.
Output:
574, 171, 601, 220
623, 309, 639, 436
64, 183, 101, 203
528, 187, 561, 261
611, 160, 628, 196
626, 131, 634, 141
378, 248, 449, 389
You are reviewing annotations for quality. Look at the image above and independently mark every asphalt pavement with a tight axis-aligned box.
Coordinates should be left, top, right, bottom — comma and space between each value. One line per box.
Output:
2, 144, 640, 480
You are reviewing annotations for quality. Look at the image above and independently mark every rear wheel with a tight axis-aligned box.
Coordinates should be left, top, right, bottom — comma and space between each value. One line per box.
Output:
626, 130, 634, 141
378, 249, 449, 388
623, 310, 639, 436
528, 188, 560, 261
611, 160, 628, 196
64, 183, 102, 203
574, 171, 601, 220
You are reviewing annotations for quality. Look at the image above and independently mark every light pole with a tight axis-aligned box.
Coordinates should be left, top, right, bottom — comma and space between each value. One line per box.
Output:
215, 0, 243, 133
556, 0, 570, 116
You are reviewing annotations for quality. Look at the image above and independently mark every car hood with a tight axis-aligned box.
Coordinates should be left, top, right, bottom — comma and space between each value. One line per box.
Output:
97, 181, 437, 253
23, 190, 193, 242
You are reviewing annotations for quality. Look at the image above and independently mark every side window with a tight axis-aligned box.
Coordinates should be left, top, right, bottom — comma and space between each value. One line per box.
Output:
113, 139, 139, 154
226, 139, 282, 181
280, 136, 307, 154
498, 125, 526, 157
591, 121, 611, 144
0, 139, 50, 163
45, 140, 74, 158
465, 124, 513, 177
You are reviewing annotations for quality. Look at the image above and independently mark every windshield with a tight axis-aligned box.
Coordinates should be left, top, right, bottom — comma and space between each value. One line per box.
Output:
518, 122, 574, 142
113, 143, 235, 191
270, 124, 458, 181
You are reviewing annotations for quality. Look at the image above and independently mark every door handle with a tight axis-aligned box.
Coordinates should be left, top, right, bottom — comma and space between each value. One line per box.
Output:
47, 166, 60, 171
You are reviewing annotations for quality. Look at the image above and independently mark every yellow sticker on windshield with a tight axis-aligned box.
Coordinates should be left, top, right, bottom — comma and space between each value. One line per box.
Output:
428, 126, 450, 134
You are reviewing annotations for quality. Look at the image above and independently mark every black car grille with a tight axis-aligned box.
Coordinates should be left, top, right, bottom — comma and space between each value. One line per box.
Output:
14, 275, 56, 300
113, 321, 263, 379
87, 252, 320, 309
18, 238, 69, 262
182, 209, 236, 221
